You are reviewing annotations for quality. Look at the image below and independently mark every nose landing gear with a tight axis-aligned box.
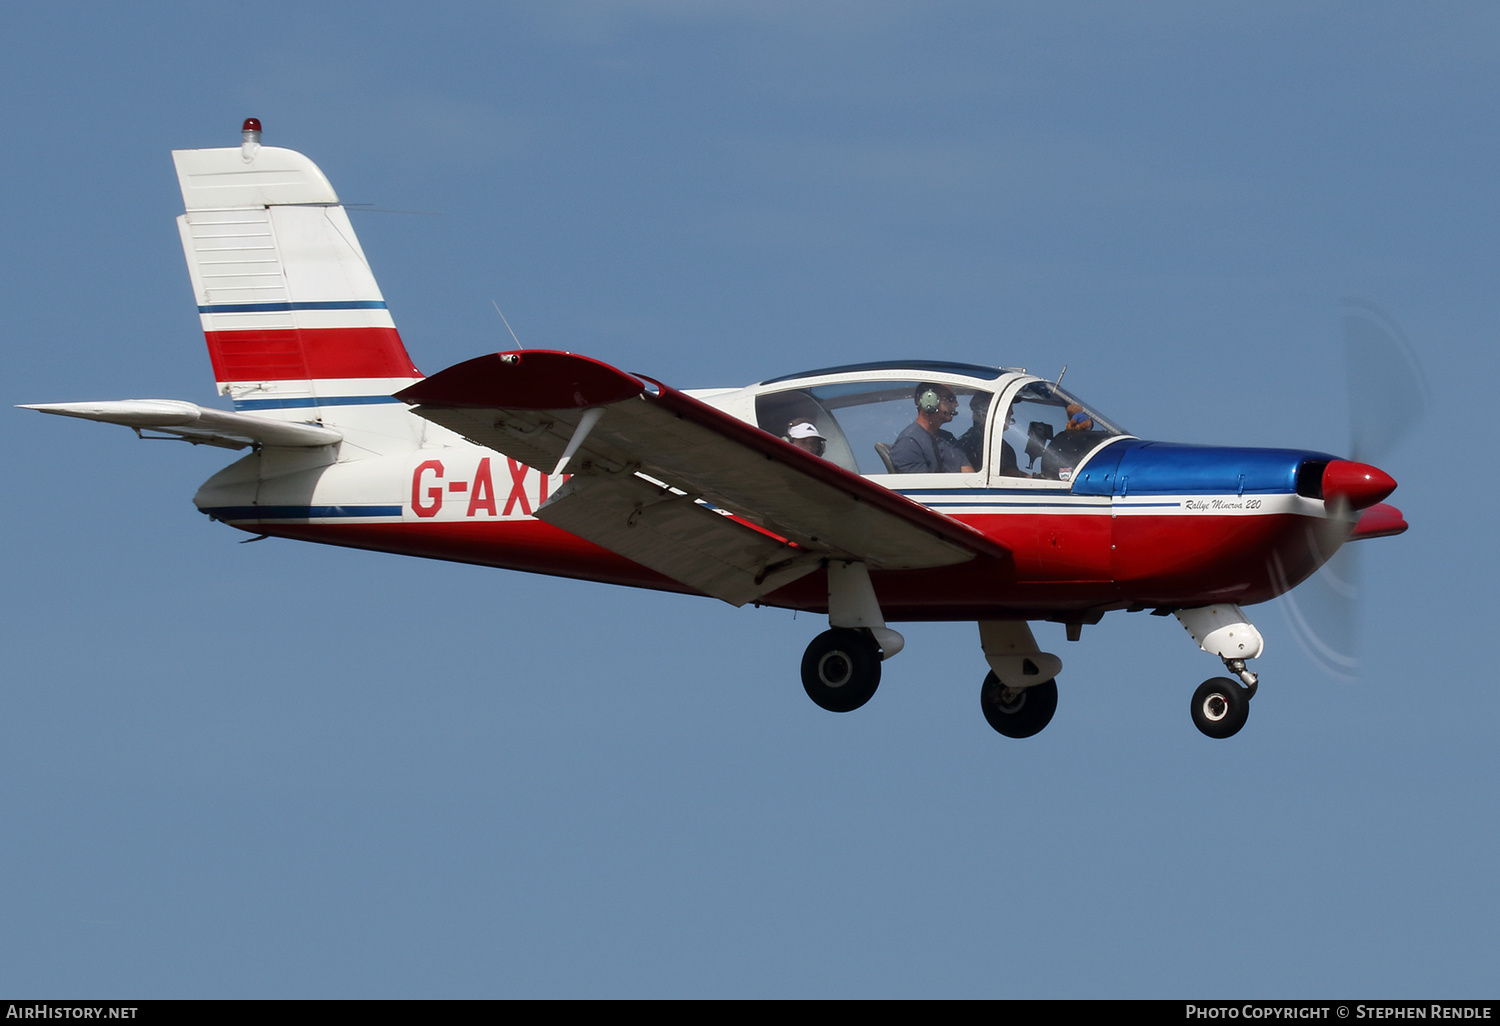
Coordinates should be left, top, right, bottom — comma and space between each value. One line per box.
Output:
1176, 605, 1263, 739
1190, 676, 1252, 738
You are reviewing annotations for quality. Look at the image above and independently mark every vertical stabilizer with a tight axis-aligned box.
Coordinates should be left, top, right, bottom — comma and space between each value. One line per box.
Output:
173, 123, 423, 429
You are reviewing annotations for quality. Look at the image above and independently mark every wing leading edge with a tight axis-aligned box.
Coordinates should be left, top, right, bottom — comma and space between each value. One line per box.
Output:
397, 351, 1010, 606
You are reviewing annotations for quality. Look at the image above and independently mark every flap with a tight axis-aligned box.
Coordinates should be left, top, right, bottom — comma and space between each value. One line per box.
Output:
539, 472, 821, 605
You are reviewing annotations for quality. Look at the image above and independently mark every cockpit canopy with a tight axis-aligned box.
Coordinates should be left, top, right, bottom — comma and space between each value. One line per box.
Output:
745, 362, 1127, 483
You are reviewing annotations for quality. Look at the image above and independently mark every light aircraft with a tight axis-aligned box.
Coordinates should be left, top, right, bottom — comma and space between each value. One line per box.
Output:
23, 120, 1410, 740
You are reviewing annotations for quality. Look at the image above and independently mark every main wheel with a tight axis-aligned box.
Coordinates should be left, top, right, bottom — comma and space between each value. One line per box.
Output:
979, 672, 1057, 738
801, 628, 882, 713
1190, 677, 1250, 739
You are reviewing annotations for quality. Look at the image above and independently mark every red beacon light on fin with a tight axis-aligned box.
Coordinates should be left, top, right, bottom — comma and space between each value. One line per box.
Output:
241, 117, 261, 162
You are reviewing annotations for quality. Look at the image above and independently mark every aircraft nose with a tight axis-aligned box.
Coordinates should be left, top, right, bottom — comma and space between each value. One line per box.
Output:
1322, 460, 1397, 510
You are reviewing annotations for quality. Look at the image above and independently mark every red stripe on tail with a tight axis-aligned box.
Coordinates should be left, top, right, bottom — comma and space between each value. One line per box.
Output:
205, 328, 423, 382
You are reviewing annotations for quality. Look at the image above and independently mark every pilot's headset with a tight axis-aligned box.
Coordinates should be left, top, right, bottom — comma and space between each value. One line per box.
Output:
915, 384, 952, 415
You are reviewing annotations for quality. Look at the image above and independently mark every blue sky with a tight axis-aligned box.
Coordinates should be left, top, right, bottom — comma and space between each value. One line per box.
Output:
2, 2, 1496, 998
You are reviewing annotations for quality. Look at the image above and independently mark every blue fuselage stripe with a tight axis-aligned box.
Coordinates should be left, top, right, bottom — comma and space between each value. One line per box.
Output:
231, 395, 402, 411
203, 505, 402, 521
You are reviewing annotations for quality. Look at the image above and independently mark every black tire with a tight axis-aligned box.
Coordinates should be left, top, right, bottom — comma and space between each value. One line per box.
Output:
1190, 677, 1250, 739
979, 672, 1058, 738
801, 629, 882, 713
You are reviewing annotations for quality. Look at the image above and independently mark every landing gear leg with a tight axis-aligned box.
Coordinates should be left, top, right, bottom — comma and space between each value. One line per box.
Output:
976, 621, 1063, 738
800, 561, 903, 714
1176, 605, 1264, 738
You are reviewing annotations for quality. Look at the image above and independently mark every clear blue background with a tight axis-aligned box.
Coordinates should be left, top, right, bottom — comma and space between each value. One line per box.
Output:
2, 2, 1494, 998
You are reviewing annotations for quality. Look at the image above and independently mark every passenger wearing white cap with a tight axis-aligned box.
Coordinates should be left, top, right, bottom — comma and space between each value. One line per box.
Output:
784, 418, 827, 458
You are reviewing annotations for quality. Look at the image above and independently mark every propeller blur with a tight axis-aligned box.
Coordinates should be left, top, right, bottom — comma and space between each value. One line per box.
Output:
1277, 300, 1427, 681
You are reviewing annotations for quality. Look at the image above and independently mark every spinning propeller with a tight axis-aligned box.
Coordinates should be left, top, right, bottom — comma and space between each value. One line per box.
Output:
1278, 300, 1428, 680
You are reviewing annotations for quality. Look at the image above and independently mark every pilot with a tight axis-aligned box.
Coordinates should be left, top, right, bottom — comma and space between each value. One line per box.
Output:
958, 393, 988, 471
889, 383, 975, 474
784, 418, 827, 458
972, 402, 1032, 480
957, 392, 1024, 476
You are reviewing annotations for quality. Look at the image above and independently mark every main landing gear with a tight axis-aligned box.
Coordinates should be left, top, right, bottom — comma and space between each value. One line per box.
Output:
799, 562, 905, 713
801, 628, 883, 712
1176, 604, 1263, 740
796, 585, 1069, 738
980, 672, 1057, 738
975, 620, 1063, 738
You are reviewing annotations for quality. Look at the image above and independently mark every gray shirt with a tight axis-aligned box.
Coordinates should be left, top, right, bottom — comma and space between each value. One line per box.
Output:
889, 420, 970, 473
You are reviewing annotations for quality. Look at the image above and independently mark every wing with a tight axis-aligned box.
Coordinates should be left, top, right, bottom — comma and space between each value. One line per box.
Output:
20, 399, 342, 449
397, 351, 1010, 606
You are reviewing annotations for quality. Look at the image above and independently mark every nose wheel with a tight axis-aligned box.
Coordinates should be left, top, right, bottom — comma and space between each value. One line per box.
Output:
801, 628, 882, 713
1190, 677, 1251, 739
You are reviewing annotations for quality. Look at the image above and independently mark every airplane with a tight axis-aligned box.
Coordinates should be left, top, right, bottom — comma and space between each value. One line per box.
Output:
22, 120, 1410, 741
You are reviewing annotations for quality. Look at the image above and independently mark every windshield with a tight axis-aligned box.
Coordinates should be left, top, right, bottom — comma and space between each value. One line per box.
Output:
1000, 381, 1127, 482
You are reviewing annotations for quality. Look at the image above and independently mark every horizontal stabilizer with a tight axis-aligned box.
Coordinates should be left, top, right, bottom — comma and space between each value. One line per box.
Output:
20, 400, 342, 450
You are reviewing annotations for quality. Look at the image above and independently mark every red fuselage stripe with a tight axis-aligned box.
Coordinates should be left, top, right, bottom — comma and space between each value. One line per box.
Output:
240, 508, 1330, 618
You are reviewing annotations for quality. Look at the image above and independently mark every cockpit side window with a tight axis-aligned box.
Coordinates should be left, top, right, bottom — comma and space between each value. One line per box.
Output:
754, 390, 859, 473
1000, 381, 1126, 482
756, 381, 994, 476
